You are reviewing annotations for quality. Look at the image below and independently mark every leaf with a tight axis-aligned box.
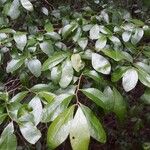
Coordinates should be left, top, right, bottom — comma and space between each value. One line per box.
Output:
122, 68, 138, 92
113, 87, 126, 121
71, 54, 85, 72
27, 58, 42, 77
77, 37, 88, 50
30, 83, 52, 92
13, 32, 27, 51
111, 67, 129, 82
45, 32, 61, 40
19, 122, 41, 144
62, 24, 77, 39
136, 67, 150, 88
0, 122, 17, 150
73, 27, 82, 42
89, 24, 100, 40
42, 94, 73, 122
70, 107, 90, 150
6, 58, 24, 73
20, 0, 33, 11
95, 35, 107, 51
92, 53, 111, 74
81, 104, 106, 143
39, 40, 54, 55
122, 31, 132, 42
42, 52, 68, 71
102, 49, 133, 62
8, 0, 20, 19
81, 88, 106, 109
51, 66, 61, 84
47, 106, 74, 149
29, 96, 43, 125
10, 91, 28, 102
109, 36, 121, 46
38, 91, 56, 103
141, 88, 150, 105
131, 28, 144, 44
59, 59, 74, 88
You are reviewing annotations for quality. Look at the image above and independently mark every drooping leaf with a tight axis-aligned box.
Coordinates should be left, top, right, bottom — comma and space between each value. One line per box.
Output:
70, 107, 90, 150
42, 94, 74, 122
81, 104, 106, 143
47, 106, 75, 149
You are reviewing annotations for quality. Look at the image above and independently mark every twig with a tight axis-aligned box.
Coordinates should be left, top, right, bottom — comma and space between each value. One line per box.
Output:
75, 74, 83, 104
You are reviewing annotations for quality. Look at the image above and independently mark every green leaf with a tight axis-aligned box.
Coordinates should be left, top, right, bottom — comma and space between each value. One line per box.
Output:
38, 91, 56, 103
59, 59, 74, 88
6, 58, 24, 73
0, 122, 17, 150
92, 53, 111, 74
47, 106, 75, 149
13, 32, 27, 51
51, 66, 61, 84
29, 96, 43, 125
20, 0, 33, 11
19, 122, 41, 144
122, 31, 132, 42
141, 88, 150, 105
71, 54, 85, 72
62, 24, 77, 39
45, 32, 61, 40
122, 68, 138, 92
81, 104, 106, 143
42, 94, 73, 122
113, 87, 126, 121
70, 106, 90, 150
95, 35, 107, 51
89, 24, 100, 40
77, 37, 88, 50
7, 0, 20, 19
73, 27, 82, 42
27, 58, 41, 77
109, 36, 121, 46
30, 83, 52, 92
111, 67, 129, 82
42, 52, 68, 71
81, 88, 106, 109
10, 91, 28, 102
102, 49, 133, 62
131, 28, 144, 44
136, 67, 150, 88
40, 40, 54, 56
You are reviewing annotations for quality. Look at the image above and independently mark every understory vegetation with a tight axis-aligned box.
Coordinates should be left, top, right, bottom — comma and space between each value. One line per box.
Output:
0, 0, 150, 149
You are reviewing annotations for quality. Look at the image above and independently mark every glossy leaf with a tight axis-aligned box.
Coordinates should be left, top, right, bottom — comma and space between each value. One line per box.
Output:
27, 58, 42, 77
81, 104, 106, 143
70, 107, 90, 150
20, 0, 33, 11
122, 68, 138, 92
92, 53, 111, 74
47, 106, 74, 149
